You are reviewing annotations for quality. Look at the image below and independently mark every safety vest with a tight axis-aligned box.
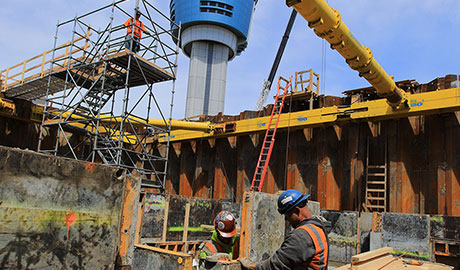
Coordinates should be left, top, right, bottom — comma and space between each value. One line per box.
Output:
297, 224, 329, 270
124, 18, 145, 39
203, 237, 239, 260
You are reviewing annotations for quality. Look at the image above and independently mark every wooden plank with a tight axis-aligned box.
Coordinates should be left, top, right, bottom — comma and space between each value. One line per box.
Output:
357, 214, 361, 254
24, 62, 48, 75
4, 61, 25, 71
134, 196, 145, 245
4, 53, 91, 93
4, 68, 9, 90
134, 243, 191, 258
367, 181, 385, 185
146, 240, 202, 246
161, 198, 169, 242
351, 254, 394, 270
63, 47, 69, 67
40, 51, 47, 77
21, 61, 26, 84
367, 188, 385, 192
367, 196, 385, 200
239, 192, 253, 258
182, 202, 191, 251
368, 173, 385, 177
83, 26, 91, 58
368, 165, 386, 169
367, 205, 385, 209
351, 247, 393, 264
0, 33, 90, 77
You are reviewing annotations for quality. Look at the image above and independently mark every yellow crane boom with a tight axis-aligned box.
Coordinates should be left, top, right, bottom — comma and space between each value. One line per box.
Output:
286, 0, 408, 108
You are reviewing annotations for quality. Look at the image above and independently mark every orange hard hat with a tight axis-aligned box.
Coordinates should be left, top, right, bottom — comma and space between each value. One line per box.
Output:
214, 211, 236, 238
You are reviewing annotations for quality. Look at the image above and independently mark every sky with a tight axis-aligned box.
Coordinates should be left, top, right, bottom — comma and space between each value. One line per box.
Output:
1, 0, 459, 120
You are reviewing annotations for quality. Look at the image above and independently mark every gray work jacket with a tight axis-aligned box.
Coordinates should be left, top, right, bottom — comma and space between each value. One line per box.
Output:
256, 218, 329, 270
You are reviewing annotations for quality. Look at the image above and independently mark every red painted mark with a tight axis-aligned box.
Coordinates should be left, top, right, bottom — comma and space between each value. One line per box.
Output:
65, 211, 77, 227
65, 211, 77, 246
146, 202, 152, 212
85, 162, 95, 173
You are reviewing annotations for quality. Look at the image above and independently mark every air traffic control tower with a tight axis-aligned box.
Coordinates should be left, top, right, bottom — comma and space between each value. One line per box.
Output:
170, 0, 257, 118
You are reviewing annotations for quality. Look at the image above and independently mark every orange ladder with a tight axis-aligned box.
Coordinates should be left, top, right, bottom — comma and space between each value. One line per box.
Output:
250, 76, 292, 192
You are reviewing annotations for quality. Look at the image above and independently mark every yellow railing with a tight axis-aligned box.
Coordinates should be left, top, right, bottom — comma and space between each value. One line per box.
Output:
0, 28, 92, 92
294, 69, 319, 95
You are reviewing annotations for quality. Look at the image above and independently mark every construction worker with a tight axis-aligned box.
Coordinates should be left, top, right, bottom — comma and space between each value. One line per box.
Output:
240, 189, 329, 270
124, 10, 148, 53
199, 211, 239, 263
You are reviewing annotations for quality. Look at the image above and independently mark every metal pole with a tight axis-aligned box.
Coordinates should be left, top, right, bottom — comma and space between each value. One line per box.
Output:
118, 0, 139, 166
54, 14, 79, 159
92, 0, 116, 163
161, 23, 181, 190
38, 20, 60, 154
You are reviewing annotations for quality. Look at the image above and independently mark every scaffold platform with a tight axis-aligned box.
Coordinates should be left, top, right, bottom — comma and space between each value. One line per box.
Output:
2, 49, 174, 101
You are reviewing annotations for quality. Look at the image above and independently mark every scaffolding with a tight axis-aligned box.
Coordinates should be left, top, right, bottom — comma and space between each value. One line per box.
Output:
29, 0, 180, 190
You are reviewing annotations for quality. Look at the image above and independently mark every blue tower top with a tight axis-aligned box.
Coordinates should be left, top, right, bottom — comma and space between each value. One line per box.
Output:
170, 0, 257, 54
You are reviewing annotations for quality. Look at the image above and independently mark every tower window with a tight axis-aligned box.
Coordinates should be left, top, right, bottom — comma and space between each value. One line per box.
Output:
200, 1, 233, 17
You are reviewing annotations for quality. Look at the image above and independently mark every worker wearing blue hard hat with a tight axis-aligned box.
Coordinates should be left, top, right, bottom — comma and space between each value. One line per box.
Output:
240, 189, 329, 270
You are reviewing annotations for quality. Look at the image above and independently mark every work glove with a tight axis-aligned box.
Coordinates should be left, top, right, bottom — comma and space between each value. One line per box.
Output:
204, 252, 230, 263
238, 257, 253, 269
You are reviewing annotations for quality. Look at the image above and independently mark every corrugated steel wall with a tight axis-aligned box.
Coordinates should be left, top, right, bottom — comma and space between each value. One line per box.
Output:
165, 113, 460, 216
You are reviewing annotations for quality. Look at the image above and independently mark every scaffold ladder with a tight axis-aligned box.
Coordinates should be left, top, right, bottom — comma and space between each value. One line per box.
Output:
250, 76, 292, 192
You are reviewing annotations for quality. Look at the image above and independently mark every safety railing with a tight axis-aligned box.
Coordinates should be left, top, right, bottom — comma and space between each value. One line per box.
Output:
0, 29, 92, 92
294, 68, 319, 94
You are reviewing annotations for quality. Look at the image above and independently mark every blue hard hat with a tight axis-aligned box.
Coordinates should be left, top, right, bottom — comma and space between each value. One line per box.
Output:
277, 189, 310, 215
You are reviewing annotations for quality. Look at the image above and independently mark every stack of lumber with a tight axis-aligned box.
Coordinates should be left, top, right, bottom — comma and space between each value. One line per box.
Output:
335, 247, 453, 270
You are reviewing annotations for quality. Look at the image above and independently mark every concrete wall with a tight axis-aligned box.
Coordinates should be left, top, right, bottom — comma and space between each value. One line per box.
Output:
380, 213, 430, 259
321, 210, 358, 263
320, 211, 459, 266
0, 146, 125, 269
240, 192, 285, 262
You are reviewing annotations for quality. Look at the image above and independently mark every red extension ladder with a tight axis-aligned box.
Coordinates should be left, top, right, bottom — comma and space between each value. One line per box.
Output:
250, 76, 292, 192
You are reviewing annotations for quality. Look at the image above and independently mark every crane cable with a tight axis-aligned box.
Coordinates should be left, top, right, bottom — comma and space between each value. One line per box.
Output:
283, 82, 294, 189
284, 16, 328, 188
320, 0, 329, 96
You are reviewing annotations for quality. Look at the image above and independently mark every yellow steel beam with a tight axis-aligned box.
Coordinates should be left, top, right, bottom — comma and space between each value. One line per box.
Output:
147, 118, 212, 131
158, 88, 460, 143
45, 111, 212, 144
50, 111, 212, 132
286, 0, 408, 108
0, 98, 43, 123
0, 98, 15, 112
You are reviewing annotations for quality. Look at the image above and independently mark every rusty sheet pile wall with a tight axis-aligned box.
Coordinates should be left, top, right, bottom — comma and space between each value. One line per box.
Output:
165, 113, 460, 216
0, 146, 125, 269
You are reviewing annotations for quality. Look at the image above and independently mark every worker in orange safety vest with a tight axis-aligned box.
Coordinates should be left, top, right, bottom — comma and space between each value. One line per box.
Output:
124, 10, 148, 53
239, 190, 329, 270
199, 211, 240, 263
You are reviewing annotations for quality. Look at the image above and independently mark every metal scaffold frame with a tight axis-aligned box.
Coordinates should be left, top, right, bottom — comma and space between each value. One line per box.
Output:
37, 0, 180, 190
